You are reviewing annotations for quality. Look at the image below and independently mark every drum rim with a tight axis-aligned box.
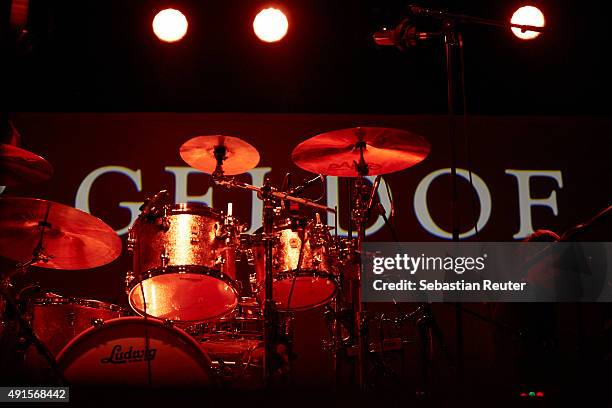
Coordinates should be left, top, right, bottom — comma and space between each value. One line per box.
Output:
31, 294, 127, 313
127, 265, 240, 324
258, 270, 339, 311
164, 202, 223, 217
55, 316, 215, 378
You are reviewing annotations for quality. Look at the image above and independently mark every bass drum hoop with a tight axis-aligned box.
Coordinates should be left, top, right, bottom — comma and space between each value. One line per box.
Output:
56, 316, 217, 386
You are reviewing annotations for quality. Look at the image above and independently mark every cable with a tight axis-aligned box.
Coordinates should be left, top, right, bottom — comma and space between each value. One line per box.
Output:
383, 177, 395, 219
139, 276, 153, 386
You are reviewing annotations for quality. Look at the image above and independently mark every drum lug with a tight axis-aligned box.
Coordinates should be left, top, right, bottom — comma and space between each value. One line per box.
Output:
66, 311, 76, 328
245, 249, 255, 266
124, 271, 135, 293
91, 318, 105, 328
127, 227, 136, 252
157, 216, 170, 232
163, 319, 174, 328
190, 224, 199, 243
160, 250, 169, 267
249, 271, 257, 285
126, 237, 136, 252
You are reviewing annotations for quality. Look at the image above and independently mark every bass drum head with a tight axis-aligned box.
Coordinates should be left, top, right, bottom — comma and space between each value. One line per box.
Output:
56, 317, 214, 387
128, 267, 239, 323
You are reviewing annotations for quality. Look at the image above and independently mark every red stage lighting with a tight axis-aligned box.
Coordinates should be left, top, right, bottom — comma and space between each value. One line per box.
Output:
152, 8, 188, 43
511, 5, 545, 40
253, 8, 289, 43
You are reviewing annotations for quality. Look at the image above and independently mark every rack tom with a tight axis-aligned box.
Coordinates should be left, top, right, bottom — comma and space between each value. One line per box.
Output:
127, 203, 241, 323
248, 217, 338, 311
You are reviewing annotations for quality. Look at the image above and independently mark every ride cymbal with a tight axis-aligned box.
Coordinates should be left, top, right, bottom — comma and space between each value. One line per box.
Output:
291, 127, 430, 176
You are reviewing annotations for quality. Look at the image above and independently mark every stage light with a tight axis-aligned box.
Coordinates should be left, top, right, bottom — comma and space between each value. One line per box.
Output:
511, 6, 545, 40
152, 8, 188, 43
253, 8, 289, 43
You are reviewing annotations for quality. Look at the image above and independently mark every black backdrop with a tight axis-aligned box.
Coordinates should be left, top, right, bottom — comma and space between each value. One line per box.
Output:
2, 112, 611, 389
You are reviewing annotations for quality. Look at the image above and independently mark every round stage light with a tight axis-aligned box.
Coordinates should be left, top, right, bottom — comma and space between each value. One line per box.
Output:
511, 6, 545, 40
253, 8, 289, 43
153, 8, 188, 43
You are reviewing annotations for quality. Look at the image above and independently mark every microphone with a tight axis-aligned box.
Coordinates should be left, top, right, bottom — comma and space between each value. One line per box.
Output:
139, 190, 169, 217
406, 5, 443, 18
287, 174, 324, 196
373, 18, 438, 50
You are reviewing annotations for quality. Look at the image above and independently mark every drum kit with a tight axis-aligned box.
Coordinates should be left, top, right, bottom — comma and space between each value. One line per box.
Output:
0, 127, 431, 388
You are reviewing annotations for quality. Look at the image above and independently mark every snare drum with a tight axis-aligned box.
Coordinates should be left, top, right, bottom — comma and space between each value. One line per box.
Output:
249, 217, 338, 311
28, 293, 127, 355
56, 317, 215, 387
127, 203, 241, 323
185, 297, 265, 389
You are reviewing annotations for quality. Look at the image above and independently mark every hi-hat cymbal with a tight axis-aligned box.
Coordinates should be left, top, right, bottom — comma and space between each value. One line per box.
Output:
291, 127, 430, 177
0, 197, 122, 270
180, 135, 260, 175
0, 144, 54, 186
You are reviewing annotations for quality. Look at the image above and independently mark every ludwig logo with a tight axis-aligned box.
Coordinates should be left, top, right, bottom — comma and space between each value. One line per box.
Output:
100, 344, 157, 364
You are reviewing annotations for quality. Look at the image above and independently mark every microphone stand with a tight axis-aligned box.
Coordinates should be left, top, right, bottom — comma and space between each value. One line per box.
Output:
375, 5, 546, 391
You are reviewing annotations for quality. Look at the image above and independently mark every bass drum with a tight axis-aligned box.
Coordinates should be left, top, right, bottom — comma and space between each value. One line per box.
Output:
56, 317, 215, 387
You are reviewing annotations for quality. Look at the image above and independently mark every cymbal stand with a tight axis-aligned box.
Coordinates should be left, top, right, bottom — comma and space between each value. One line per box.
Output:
212, 141, 227, 179
260, 176, 277, 387
350, 129, 373, 389
1, 252, 65, 384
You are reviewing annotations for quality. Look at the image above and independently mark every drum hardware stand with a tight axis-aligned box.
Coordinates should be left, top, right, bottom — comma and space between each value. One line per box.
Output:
1, 258, 66, 384
348, 129, 377, 390
260, 176, 278, 386
212, 139, 228, 179
213, 165, 336, 387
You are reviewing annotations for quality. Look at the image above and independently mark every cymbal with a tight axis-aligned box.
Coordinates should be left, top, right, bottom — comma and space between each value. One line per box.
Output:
0, 144, 53, 186
180, 135, 260, 175
0, 197, 122, 270
291, 127, 430, 176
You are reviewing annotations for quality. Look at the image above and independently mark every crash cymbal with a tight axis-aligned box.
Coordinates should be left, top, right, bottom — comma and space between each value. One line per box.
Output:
0, 197, 122, 270
291, 127, 430, 177
0, 144, 53, 186
180, 135, 260, 176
